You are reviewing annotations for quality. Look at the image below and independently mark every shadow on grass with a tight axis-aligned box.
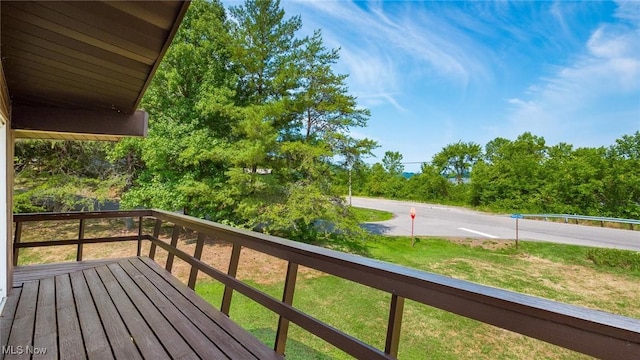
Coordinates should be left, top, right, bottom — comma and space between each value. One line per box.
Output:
359, 222, 394, 235
249, 328, 336, 359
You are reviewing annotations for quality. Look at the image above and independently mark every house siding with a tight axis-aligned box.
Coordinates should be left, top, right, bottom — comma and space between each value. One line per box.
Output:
0, 60, 12, 304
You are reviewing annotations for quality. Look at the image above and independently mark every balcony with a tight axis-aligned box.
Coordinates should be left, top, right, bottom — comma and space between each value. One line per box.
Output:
3, 210, 640, 359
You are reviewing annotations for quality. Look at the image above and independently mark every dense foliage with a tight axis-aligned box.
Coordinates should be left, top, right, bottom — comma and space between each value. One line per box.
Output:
342, 131, 640, 219
14, 141, 125, 212
114, 0, 375, 247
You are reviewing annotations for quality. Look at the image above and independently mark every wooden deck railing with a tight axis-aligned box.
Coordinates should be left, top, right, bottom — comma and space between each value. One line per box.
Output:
13, 210, 640, 359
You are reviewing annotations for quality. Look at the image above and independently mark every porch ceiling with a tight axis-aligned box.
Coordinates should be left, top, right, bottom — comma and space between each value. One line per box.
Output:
0, 1, 189, 140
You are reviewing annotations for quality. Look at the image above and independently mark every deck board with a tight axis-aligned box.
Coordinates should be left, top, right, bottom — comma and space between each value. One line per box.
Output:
90, 269, 158, 359
69, 271, 115, 360
137, 257, 283, 360
105, 263, 197, 360
129, 258, 258, 359
0, 287, 21, 359
55, 274, 86, 360
1, 257, 283, 360
117, 260, 232, 359
12, 258, 130, 286
6, 281, 38, 360
33, 277, 57, 359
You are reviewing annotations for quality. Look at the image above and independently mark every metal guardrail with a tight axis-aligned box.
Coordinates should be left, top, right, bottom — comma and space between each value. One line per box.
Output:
519, 214, 640, 225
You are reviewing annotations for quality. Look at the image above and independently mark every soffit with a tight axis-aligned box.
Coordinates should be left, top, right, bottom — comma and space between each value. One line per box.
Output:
0, 0, 189, 138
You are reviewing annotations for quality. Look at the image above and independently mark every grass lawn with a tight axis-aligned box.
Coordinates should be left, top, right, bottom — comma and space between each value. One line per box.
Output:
196, 236, 639, 359
350, 206, 394, 222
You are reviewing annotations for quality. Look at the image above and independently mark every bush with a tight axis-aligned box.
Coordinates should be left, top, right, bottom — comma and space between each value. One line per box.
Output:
586, 248, 640, 271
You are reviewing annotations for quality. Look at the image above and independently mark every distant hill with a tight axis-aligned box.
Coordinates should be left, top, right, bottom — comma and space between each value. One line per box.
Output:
402, 172, 416, 179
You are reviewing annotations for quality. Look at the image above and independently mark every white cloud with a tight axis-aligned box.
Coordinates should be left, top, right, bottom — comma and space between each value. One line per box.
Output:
614, 0, 640, 23
337, 46, 406, 111
506, 4, 640, 144
286, 0, 494, 111
588, 25, 640, 59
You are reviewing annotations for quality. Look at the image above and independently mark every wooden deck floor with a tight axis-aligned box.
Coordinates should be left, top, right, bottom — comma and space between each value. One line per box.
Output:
1, 257, 282, 360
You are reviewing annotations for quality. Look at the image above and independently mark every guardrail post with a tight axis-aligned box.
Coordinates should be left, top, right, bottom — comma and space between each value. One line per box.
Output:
275, 262, 299, 355
187, 232, 205, 289
221, 243, 242, 316
165, 225, 182, 272
77, 219, 85, 261
385, 294, 405, 357
13, 221, 22, 266
136, 216, 143, 256
149, 219, 162, 260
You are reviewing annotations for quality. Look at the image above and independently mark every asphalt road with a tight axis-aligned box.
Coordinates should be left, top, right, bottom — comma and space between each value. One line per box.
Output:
351, 197, 640, 251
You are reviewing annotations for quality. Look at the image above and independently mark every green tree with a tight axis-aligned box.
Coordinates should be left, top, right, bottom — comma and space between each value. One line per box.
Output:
382, 151, 404, 175
432, 141, 482, 184
117, 0, 236, 218
365, 163, 390, 196
213, 0, 373, 244
471, 132, 547, 211
603, 131, 640, 218
400, 163, 450, 201
115, 0, 375, 247
539, 142, 575, 212
229, 0, 301, 105
291, 30, 370, 143
484, 137, 510, 164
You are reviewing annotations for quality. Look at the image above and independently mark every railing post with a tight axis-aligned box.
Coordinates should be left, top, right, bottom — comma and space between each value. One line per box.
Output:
384, 294, 405, 357
275, 262, 299, 355
187, 232, 205, 289
149, 219, 162, 260
76, 218, 85, 261
13, 221, 22, 266
221, 243, 242, 316
136, 216, 143, 256
165, 225, 181, 272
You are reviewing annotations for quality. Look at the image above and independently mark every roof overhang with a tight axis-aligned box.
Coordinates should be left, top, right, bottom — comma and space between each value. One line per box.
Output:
12, 104, 148, 141
0, 1, 190, 140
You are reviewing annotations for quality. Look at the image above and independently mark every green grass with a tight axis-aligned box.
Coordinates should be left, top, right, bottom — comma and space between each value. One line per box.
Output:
586, 247, 640, 271
350, 206, 393, 222
196, 237, 640, 359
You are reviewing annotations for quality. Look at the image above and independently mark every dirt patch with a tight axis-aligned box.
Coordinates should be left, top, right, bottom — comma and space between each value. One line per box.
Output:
20, 231, 324, 284
18, 221, 324, 286
443, 237, 515, 250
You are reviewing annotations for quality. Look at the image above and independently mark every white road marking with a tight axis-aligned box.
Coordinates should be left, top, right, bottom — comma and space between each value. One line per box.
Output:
457, 227, 499, 239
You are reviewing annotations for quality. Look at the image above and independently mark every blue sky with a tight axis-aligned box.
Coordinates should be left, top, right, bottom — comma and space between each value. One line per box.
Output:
229, 1, 640, 172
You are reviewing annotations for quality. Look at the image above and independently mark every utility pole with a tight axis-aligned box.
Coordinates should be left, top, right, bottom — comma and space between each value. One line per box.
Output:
348, 168, 352, 206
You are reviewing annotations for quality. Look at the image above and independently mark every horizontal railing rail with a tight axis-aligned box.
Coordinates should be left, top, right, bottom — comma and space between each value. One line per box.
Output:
519, 213, 640, 228
13, 210, 150, 264
13, 210, 640, 359
13, 209, 153, 222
